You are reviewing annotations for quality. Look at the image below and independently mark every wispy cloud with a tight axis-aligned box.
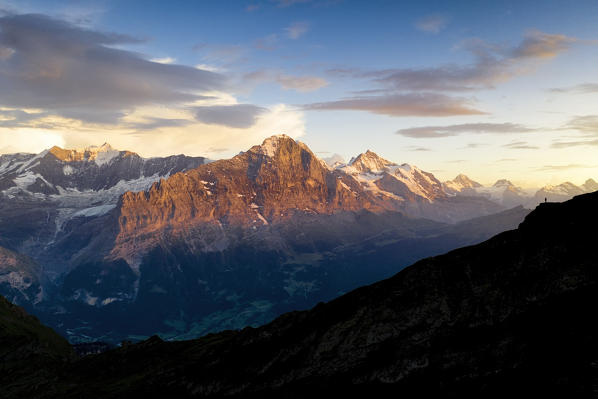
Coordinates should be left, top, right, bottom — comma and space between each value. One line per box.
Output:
415, 14, 449, 34
328, 31, 578, 92
277, 74, 327, 91
462, 142, 487, 149
396, 122, 533, 138
564, 115, 598, 134
537, 163, 596, 171
286, 21, 309, 39
125, 117, 192, 130
511, 31, 576, 59
408, 146, 432, 152
550, 83, 598, 94
305, 93, 484, 117
244, 70, 328, 92
502, 141, 539, 149
551, 139, 598, 148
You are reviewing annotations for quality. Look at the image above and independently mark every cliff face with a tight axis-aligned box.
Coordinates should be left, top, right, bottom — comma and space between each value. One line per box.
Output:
112, 135, 386, 260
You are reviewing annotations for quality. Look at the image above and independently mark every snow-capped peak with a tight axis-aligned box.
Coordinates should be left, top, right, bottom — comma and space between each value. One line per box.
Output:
442, 174, 482, 195
48, 143, 122, 166
87, 143, 120, 166
348, 150, 395, 174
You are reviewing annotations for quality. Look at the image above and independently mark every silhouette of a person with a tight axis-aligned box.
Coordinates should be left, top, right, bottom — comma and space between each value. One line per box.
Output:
545, 197, 547, 203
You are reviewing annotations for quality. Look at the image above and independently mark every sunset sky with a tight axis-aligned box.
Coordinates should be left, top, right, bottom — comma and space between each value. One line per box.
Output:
1, 0, 597, 187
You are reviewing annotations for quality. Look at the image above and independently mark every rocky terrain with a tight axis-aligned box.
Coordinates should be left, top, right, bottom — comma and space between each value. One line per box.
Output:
2, 191, 596, 398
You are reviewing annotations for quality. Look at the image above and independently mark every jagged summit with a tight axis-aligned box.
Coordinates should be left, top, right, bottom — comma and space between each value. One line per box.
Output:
252, 134, 296, 158
442, 174, 482, 196
47, 142, 128, 165
348, 150, 396, 174
452, 174, 482, 187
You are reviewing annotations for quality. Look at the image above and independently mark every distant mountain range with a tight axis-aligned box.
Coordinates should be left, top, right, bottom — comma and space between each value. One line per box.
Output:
2, 189, 596, 398
0, 135, 594, 343
443, 173, 598, 208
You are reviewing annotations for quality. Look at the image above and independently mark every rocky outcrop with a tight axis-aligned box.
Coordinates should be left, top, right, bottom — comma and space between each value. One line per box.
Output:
0, 246, 42, 308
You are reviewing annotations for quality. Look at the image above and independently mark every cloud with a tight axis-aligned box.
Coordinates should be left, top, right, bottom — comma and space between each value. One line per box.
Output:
462, 143, 487, 149
415, 15, 448, 34
272, 0, 311, 7
0, 13, 226, 124
244, 70, 328, 92
550, 83, 598, 94
286, 21, 309, 39
502, 141, 539, 149
396, 122, 533, 138
409, 147, 432, 152
126, 117, 192, 130
0, 104, 307, 158
564, 115, 598, 134
305, 93, 484, 117
321, 153, 345, 166
193, 104, 267, 128
277, 74, 328, 91
0, 109, 48, 128
538, 163, 596, 171
511, 31, 576, 59
150, 57, 176, 64
551, 139, 598, 148
329, 30, 577, 92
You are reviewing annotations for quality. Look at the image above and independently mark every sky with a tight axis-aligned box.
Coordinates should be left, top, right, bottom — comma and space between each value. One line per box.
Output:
0, 0, 598, 187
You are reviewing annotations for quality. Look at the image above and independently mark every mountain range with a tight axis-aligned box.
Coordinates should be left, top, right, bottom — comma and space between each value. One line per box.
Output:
2, 190, 596, 397
0, 135, 594, 343
443, 173, 598, 208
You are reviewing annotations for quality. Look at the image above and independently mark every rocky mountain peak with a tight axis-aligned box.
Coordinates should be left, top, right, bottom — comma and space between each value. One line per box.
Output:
493, 179, 515, 188
453, 174, 482, 187
253, 134, 296, 158
348, 150, 395, 174
582, 178, 598, 192
442, 174, 482, 196
47, 143, 131, 166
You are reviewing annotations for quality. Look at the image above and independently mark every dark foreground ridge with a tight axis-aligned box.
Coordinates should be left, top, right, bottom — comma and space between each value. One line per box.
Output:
2, 193, 598, 398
